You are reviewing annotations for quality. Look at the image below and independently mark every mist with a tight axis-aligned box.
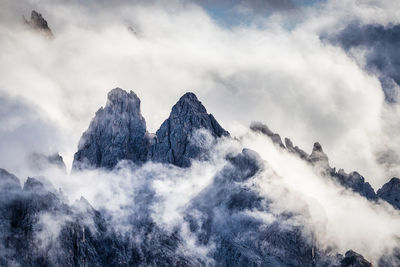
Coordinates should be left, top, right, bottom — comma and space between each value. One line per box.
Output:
2, 0, 400, 265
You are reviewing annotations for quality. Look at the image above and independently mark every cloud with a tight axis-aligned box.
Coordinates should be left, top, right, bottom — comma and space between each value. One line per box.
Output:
1, 1, 400, 263
326, 22, 400, 103
0, 0, 392, 189
0, 94, 64, 179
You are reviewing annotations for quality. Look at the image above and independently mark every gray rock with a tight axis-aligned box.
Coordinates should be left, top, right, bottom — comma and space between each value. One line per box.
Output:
340, 250, 373, 267
73, 88, 150, 170
24, 10, 53, 37
306, 143, 377, 200
308, 142, 330, 168
377, 177, 400, 209
250, 122, 285, 148
285, 137, 309, 159
251, 123, 377, 201
331, 169, 377, 201
149, 92, 229, 167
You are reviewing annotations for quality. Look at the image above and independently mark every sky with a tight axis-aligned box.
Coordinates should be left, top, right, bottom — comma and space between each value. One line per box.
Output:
1, 0, 400, 188
2, 1, 400, 264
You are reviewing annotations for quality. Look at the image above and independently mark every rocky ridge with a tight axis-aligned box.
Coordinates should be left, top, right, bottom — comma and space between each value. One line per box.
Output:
0, 88, 385, 266
251, 122, 398, 204
73, 89, 229, 170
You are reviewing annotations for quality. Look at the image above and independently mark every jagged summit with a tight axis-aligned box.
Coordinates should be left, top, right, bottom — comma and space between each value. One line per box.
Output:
172, 92, 206, 114
72, 88, 150, 170
73, 88, 229, 170
24, 10, 53, 37
150, 91, 229, 167
377, 177, 400, 209
308, 142, 330, 167
106, 88, 138, 109
251, 122, 378, 200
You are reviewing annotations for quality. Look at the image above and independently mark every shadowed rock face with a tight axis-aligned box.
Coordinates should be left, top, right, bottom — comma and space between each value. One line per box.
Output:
149, 92, 229, 167
330, 170, 377, 201
73, 89, 229, 170
24, 10, 53, 37
73, 88, 150, 170
308, 142, 329, 167
377, 177, 400, 209
341, 250, 373, 267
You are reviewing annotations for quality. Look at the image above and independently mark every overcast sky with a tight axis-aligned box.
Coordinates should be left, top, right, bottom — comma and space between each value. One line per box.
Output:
1, 0, 400, 188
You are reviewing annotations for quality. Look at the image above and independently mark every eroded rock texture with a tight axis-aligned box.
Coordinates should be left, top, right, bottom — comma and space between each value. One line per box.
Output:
73, 88, 150, 170
149, 92, 229, 167
377, 177, 400, 209
24, 10, 53, 37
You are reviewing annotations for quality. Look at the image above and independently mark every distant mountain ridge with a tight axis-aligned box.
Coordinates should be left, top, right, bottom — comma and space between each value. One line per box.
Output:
250, 121, 399, 208
0, 88, 393, 266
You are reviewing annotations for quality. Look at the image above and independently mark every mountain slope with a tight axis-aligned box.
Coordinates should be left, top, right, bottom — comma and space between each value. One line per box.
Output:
73, 88, 150, 170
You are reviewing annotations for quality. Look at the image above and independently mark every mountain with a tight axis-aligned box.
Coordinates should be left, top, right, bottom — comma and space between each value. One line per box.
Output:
0, 156, 367, 266
73, 90, 229, 170
0, 89, 380, 266
377, 177, 400, 209
73, 88, 150, 170
24, 10, 53, 37
149, 92, 229, 167
251, 122, 377, 201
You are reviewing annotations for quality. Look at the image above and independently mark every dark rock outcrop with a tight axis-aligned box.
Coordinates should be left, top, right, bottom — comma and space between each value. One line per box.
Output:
73, 89, 229, 169
331, 169, 377, 200
250, 121, 285, 148
308, 142, 330, 168
377, 177, 400, 209
24, 10, 53, 37
285, 137, 309, 159
73, 88, 151, 170
340, 250, 373, 267
149, 92, 229, 167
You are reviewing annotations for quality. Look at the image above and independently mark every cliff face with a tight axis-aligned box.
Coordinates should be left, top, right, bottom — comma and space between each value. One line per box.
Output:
377, 177, 400, 209
73, 88, 150, 170
149, 92, 229, 167
73, 90, 229, 170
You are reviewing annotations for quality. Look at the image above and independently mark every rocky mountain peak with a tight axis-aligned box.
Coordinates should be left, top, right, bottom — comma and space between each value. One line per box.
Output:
149, 92, 229, 167
377, 177, 400, 209
170, 92, 207, 116
24, 10, 53, 37
73, 88, 230, 169
308, 142, 330, 167
72, 88, 150, 170
105, 88, 140, 112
